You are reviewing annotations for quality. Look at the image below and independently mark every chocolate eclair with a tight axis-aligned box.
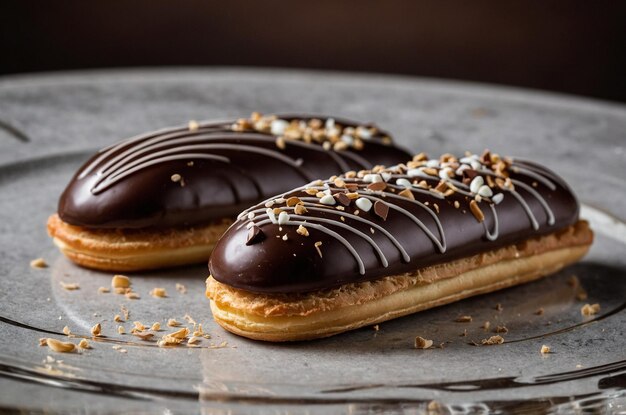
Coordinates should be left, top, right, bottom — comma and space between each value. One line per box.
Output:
207, 151, 593, 341
47, 113, 411, 271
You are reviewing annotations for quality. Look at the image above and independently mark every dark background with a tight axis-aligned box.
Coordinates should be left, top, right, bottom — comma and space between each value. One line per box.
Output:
2, 1, 625, 102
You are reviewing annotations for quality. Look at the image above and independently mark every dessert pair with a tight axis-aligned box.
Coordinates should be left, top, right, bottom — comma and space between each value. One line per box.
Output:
49, 113, 593, 341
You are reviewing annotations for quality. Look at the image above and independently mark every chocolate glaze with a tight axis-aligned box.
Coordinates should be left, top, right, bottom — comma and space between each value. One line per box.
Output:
57, 114, 411, 228
209, 152, 581, 293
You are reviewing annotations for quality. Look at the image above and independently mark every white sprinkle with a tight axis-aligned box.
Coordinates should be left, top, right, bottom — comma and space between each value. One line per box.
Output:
277, 211, 290, 225
439, 167, 453, 180
320, 194, 336, 205
270, 119, 289, 136
407, 169, 422, 178
247, 212, 255, 220
460, 156, 478, 164
246, 222, 254, 229
282, 234, 288, 241
492, 193, 504, 204
340, 134, 354, 145
265, 201, 275, 208
426, 159, 440, 168
274, 197, 285, 204
325, 118, 335, 130
363, 174, 383, 183
470, 176, 485, 194
355, 198, 373, 212
478, 185, 493, 197
470, 160, 482, 170
266, 208, 277, 224
396, 178, 412, 188
356, 126, 373, 139
456, 164, 470, 176
381, 172, 392, 182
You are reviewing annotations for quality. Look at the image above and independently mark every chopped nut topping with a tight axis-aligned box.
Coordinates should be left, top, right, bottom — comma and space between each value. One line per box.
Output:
187, 336, 202, 345
581, 303, 600, 316
540, 345, 551, 354
414, 336, 433, 349
469, 200, 485, 222
314, 241, 323, 258
481, 335, 504, 345
44, 338, 76, 353
60, 282, 80, 291
398, 188, 415, 200
120, 305, 130, 320
170, 173, 182, 183
62, 326, 71, 336
117, 326, 125, 334
294, 203, 308, 215
455, 315, 473, 323
286, 197, 302, 207
111, 275, 130, 289
495, 303, 503, 311
78, 339, 91, 349
149, 287, 167, 298
98, 287, 110, 294
333, 178, 346, 188
151, 322, 161, 331
133, 322, 147, 331
296, 225, 309, 237
90, 323, 102, 337
482, 321, 491, 330
30, 258, 48, 268
114, 314, 124, 323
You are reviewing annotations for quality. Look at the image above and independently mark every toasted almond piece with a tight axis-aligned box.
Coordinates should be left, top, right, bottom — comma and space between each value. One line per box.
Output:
132, 331, 154, 341
540, 345, 551, 354
117, 326, 125, 334
62, 326, 71, 336
296, 224, 309, 237
469, 200, 484, 222
114, 314, 124, 323
151, 322, 161, 331
455, 315, 472, 323
78, 339, 91, 349
398, 188, 415, 200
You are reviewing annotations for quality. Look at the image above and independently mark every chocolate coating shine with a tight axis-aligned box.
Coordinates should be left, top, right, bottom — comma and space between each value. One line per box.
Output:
58, 114, 411, 229
209, 153, 580, 294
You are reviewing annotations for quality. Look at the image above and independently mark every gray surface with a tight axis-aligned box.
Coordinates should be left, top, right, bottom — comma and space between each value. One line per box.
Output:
0, 68, 625, 414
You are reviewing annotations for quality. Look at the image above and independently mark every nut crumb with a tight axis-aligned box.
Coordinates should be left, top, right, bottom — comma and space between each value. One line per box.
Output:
481, 321, 491, 330
414, 336, 433, 349
481, 335, 504, 345
535, 308, 544, 315
495, 303, 503, 311
296, 224, 309, 237
149, 287, 167, 298
111, 275, 130, 289
114, 314, 124, 323
90, 323, 101, 337
495, 325, 508, 334
187, 336, 202, 345
60, 282, 80, 291
97, 286, 110, 294
175, 283, 187, 294
30, 258, 48, 268
455, 315, 472, 323
78, 339, 91, 349
117, 326, 125, 334
120, 305, 130, 320
314, 241, 323, 258
167, 318, 182, 327
125, 291, 140, 300
62, 326, 71, 336
581, 303, 600, 316
373, 325, 379, 331
151, 322, 161, 331
132, 331, 154, 341
44, 338, 76, 353
188, 120, 199, 131
540, 345, 551, 354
